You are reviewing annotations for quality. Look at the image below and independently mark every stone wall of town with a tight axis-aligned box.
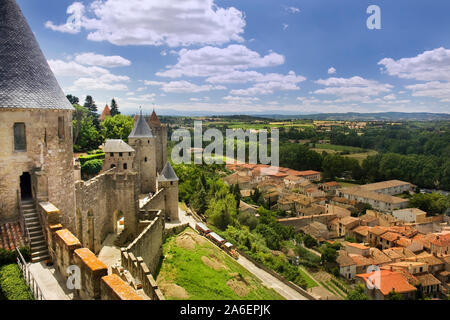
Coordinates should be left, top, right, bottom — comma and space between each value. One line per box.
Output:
75, 169, 139, 254
0, 109, 75, 223
278, 213, 337, 231
39, 201, 143, 300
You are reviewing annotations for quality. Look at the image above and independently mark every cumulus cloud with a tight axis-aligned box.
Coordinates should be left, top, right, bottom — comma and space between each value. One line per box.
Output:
48, 56, 130, 91
327, 67, 336, 75
378, 47, 450, 81
45, 2, 84, 34
45, 0, 246, 47
128, 94, 156, 102
379, 48, 450, 102
229, 71, 306, 95
314, 76, 393, 102
145, 80, 226, 93
74, 52, 131, 67
156, 45, 285, 78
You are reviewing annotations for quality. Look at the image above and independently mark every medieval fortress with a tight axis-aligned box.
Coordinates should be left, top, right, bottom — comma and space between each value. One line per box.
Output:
0, 0, 179, 300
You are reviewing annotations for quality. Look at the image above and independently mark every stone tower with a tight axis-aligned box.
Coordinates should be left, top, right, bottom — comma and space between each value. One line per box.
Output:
102, 139, 135, 172
148, 110, 168, 174
157, 162, 179, 221
128, 111, 157, 193
0, 0, 75, 226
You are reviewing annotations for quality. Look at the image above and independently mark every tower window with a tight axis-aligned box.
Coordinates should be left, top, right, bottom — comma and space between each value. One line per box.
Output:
110, 153, 114, 157
58, 116, 65, 139
14, 123, 26, 151
144, 157, 148, 162
119, 152, 123, 157
123, 163, 128, 170
129, 152, 131, 156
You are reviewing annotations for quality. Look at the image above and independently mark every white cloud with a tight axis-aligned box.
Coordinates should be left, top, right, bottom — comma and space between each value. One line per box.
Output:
405, 81, 450, 102
223, 96, 260, 104
46, 0, 245, 47
314, 76, 393, 101
327, 67, 336, 75
48, 59, 109, 77
156, 45, 285, 78
70, 74, 130, 91
145, 80, 226, 93
283, 24, 289, 30
378, 47, 450, 81
229, 71, 306, 95
45, 2, 84, 34
284, 6, 300, 14
74, 52, 131, 67
128, 94, 156, 102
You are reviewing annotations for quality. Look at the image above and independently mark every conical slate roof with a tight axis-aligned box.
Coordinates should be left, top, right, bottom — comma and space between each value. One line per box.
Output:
158, 162, 179, 182
129, 111, 153, 138
0, 0, 73, 110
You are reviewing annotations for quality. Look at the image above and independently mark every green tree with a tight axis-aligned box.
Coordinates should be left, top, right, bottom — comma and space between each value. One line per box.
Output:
101, 114, 134, 141
110, 98, 120, 116
73, 113, 102, 152
66, 94, 79, 105
84, 95, 99, 128
207, 194, 237, 230
347, 283, 369, 300
387, 290, 403, 300
72, 104, 88, 144
303, 234, 318, 248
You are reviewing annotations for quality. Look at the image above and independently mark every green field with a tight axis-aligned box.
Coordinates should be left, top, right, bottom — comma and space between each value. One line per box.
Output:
313, 144, 365, 153
312, 144, 377, 164
298, 267, 319, 289
156, 228, 284, 300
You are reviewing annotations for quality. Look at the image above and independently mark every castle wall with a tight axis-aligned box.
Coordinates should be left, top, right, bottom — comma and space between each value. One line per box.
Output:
75, 170, 139, 253
125, 211, 164, 275
0, 109, 75, 223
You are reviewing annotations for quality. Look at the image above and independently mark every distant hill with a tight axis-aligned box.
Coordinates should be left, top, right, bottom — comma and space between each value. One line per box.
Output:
138, 109, 450, 122
262, 112, 450, 121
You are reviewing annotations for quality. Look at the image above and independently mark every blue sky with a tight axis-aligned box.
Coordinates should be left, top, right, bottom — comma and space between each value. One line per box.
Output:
17, 0, 450, 115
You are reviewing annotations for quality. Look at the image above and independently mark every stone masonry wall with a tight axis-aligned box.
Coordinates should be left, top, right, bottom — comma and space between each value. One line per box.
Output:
0, 109, 75, 223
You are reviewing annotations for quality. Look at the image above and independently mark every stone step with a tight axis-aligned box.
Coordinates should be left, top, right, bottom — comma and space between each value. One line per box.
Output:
26, 220, 40, 227
25, 216, 39, 222
32, 254, 50, 263
31, 250, 49, 258
32, 244, 48, 252
29, 229, 44, 237
31, 239, 47, 248
28, 225, 42, 232
30, 235, 45, 243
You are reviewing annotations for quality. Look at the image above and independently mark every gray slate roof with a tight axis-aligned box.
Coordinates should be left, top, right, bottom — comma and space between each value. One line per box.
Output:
103, 139, 135, 153
158, 162, 179, 182
129, 112, 153, 138
0, 0, 73, 110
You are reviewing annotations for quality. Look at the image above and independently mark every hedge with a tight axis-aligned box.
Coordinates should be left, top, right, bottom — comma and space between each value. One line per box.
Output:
81, 159, 103, 176
79, 152, 105, 165
0, 247, 31, 266
0, 264, 34, 300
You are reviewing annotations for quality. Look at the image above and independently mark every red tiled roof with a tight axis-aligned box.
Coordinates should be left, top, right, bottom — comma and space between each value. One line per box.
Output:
356, 270, 417, 295
432, 234, 450, 247
0, 221, 26, 251
99, 104, 111, 121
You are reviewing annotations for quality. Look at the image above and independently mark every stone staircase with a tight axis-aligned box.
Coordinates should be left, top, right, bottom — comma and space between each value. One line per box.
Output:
21, 200, 49, 263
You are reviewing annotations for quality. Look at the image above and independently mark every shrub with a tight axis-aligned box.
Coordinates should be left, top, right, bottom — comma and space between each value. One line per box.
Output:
79, 153, 105, 165
0, 247, 30, 266
303, 234, 318, 248
0, 264, 34, 300
81, 159, 103, 176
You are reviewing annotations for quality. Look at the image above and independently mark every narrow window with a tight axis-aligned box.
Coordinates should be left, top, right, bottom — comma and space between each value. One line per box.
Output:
58, 116, 65, 139
110, 153, 114, 157
14, 123, 26, 151
119, 152, 123, 157
144, 157, 148, 162
123, 163, 128, 170
129, 152, 131, 156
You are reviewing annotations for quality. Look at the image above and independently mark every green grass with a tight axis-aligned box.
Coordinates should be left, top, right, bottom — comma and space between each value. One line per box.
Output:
298, 267, 318, 289
344, 150, 378, 164
314, 144, 365, 153
157, 228, 284, 300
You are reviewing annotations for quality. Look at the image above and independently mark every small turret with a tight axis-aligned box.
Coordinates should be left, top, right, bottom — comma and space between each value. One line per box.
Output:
128, 110, 157, 193
157, 162, 179, 221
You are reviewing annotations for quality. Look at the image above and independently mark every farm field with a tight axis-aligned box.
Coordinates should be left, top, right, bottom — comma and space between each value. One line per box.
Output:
311, 144, 377, 164
156, 228, 284, 300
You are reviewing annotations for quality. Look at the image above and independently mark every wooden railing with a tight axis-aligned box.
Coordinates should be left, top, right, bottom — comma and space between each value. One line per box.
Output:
16, 248, 45, 300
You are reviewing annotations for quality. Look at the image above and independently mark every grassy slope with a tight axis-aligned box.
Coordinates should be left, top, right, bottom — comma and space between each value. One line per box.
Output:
157, 228, 284, 300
